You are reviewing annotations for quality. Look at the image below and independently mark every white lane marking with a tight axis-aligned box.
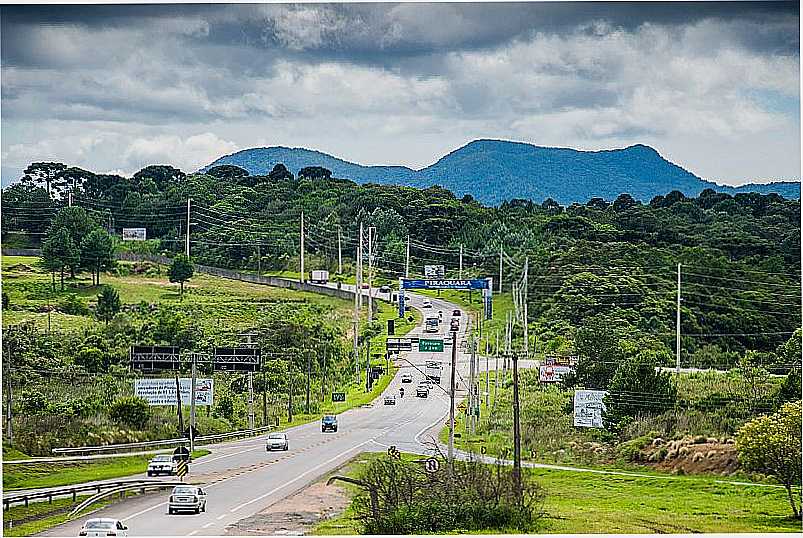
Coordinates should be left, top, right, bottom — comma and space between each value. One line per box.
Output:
195, 446, 262, 466
121, 501, 167, 522
414, 411, 449, 444
202, 522, 215, 528
187, 531, 199, 536
216, 514, 227, 520
229, 439, 372, 513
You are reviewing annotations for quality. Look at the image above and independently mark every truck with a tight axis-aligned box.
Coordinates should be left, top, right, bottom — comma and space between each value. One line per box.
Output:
424, 314, 439, 333
425, 360, 442, 383
309, 270, 329, 284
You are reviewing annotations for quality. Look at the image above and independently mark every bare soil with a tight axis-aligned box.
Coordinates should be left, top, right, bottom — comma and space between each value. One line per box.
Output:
224, 480, 349, 536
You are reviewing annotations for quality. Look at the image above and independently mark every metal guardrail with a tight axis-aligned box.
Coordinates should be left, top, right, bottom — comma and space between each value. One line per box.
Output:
3, 479, 179, 510
68, 480, 184, 520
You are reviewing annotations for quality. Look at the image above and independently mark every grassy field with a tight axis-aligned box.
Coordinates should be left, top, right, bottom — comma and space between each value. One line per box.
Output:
3, 450, 210, 491
312, 452, 801, 534
2, 494, 114, 537
1, 255, 354, 333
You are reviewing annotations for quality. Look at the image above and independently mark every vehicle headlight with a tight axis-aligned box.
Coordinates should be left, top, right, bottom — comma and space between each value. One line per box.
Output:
170, 496, 175, 502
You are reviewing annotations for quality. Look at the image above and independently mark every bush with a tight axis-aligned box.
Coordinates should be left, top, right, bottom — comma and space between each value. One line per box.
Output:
109, 396, 151, 429
61, 294, 89, 315
2, 291, 9, 310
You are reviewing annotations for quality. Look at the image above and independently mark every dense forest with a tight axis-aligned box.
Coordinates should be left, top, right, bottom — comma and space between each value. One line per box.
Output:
3, 161, 801, 370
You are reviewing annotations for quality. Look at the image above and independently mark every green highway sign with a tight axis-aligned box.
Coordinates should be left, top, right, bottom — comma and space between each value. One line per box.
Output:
418, 338, 444, 353
332, 392, 346, 402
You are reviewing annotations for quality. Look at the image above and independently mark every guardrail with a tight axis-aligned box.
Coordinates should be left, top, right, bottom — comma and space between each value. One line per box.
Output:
68, 480, 184, 520
3, 479, 180, 510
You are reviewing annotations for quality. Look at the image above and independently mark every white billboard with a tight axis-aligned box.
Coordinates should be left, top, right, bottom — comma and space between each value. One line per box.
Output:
424, 265, 445, 278
538, 365, 573, 383
134, 378, 214, 406
574, 390, 608, 428
122, 228, 147, 241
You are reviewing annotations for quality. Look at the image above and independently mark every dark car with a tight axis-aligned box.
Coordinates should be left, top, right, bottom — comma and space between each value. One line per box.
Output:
379, 285, 391, 293
452, 309, 461, 317
321, 415, 338, 432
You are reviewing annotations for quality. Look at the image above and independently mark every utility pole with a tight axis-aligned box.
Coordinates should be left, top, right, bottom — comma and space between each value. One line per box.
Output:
523, 257, 529, 360
365, 337, 372, 392
353, 228, 360, 378
256, 244, 261, 275
189, 354, 197, 453
300, 211, 305, 283
485, 340, 490, 408
287, 366, 294, 423
357, 223, 364, 309
459, 244, 463, 279
4, 332, 13, 445
498, 244, 503, 293
68, 192, 73, 207
448, 330, 457, 468
185, 199, 191, 257
248, 371, 255, 429
512, 350, 522, 498
469, 330, 476, 434
337, 225, 343, 275
494, 330, 499, 406
175, 373, 184, 435
306, 352, 312, 414
405, 235, 410, 278
367, 227, 375, 322
676, 262, 681, 374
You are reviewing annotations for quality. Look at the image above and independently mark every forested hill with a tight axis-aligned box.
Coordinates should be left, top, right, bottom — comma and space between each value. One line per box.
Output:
4, 162, 801, 370
203, 140, 801, 205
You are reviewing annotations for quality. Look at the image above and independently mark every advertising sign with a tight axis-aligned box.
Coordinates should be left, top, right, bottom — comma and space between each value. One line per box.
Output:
134, 378, 214, 406
122, 228, 147, 241
574, 390, 608, 428
424, 265, 445, 278
538, 365, 573, 383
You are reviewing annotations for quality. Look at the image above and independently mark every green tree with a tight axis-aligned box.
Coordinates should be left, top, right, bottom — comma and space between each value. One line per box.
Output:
736, 400, 802, 519
75, 346, 107, 371
563, 317, 625, 389
96, 286, 121, 324
604, 349, 677, 429
81, 228, 115, 285
48, 207, 97, 277
42, 228, 80, 290
21, 162, 67, 197
109, 396, 152, 429
168, 254, 194, 298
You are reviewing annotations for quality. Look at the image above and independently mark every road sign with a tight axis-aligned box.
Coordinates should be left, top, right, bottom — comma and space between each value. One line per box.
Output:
386, 338, 412, 352
176, 459, 188, 478
387, 319, 395, 336
122, 228, 147, 241
418, 338, 444, 353
387, 445, 401, 460
173, 446, 190, 462
424, 457, 440, 473
213, 347, 261, 372
134, 378, 213, 406
332, 392, 346, 402
130, 346, 181, 371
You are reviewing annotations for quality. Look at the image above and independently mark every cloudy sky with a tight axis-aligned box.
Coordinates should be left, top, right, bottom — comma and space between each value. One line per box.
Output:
1, 2, 799, 186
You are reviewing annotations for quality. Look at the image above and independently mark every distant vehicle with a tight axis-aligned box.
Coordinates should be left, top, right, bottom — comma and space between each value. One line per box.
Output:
379, 285, 391, 293
384, 395, 397, 405
79, 518, 128, 537
266, 432, 289, 451
401, 373, 413, 383
168, 485, 207, 514
416, 384, 429, 398
147, 454, 176, 477
425, 314, 439, 333
322, 415, 338, 432
450, 319, 459, 332
399, 387, 405, 398
452, 309, 461, 317
425, 360, 442, 383
361, 283, 370, 289
309, 270, 329, 284
422, 299, 433, 309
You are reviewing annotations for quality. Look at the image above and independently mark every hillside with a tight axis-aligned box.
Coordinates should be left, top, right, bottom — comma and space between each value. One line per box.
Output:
203, 140, 800, 205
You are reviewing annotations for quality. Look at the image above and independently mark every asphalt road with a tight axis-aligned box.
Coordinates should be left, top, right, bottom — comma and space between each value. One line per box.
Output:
40, 289, 489, 537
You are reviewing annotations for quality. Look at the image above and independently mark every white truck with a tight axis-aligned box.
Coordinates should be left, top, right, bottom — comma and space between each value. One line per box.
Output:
424, 313, 439, 333
309, 270, 329, 284
425, 360, 442, 383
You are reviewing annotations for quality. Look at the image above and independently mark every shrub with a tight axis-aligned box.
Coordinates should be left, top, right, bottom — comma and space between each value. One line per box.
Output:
109, 396, 151, 429
61, 294, 89, 315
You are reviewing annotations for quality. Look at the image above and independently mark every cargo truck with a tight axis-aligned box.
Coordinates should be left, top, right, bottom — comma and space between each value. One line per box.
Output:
309, 270, 329, 284
425, 360, 442, 383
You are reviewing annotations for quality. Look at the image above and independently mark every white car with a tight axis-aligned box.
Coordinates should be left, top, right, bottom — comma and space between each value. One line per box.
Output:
416, 384, 430, 398
422, 299, 432, 308
401, 373, 413, 383
146, 454, 176, 476
266, 432, 289, 451
384, 395, 396, 405
79, 518, 128, 537
168, 485, 207, 514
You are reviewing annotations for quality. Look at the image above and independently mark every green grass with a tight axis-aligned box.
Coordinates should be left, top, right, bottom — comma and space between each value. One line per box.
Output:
3, 450, 209, 491
2, 494, 115, 537
3, 446, 32, 461
312, 452, 801, 534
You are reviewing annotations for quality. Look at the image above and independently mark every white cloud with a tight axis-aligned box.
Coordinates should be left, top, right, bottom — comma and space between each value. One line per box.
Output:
123, 133, 239, 173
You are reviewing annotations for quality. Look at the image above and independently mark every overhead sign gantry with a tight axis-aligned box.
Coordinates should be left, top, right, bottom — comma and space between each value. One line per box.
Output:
398, 278, 493, 320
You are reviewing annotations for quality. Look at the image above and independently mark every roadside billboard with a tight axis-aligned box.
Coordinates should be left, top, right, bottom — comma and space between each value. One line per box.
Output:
538, 365, 573, 383
122, 228, 147, 241
574, 389, 608, 428
134, 378, 214, 406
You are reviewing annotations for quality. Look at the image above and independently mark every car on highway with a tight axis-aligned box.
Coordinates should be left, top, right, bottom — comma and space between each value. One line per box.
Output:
168, 485, 207, 514
379, 285, 391, 293
146, 454, 176, 476
401, 373, 413, 383
265, 432, 289, 451
452, 309, 461, 317
422, 299, 432, 308
361, 283, 370, 289
416, 384, 429, 398
321, 414, 338, 432
79, 518, 128, 537
450, 319, 459, 332
384, 395, 396, 405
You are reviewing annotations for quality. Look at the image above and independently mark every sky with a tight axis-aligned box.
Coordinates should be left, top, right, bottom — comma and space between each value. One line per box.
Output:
1, 2, 800, 186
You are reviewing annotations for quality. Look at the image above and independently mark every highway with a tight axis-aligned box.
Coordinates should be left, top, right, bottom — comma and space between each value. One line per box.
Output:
39, 290, 490, 537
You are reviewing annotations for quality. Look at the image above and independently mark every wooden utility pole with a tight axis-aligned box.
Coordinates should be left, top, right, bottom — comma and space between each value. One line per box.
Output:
299, 212, 305, 283
448, 330, 457, 468
512, 351, 522, 498
185, 199, 191, 257
676, 263, 682, 374
175, 373, 184, 435
189, 355, 197, 452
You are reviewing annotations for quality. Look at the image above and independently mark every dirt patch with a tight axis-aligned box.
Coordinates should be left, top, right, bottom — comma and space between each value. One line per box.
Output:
5, 263, 39, 273
224, 480, 350, 536
640, 435, 740, 476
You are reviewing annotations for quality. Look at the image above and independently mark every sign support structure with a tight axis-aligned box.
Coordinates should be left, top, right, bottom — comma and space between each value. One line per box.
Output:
189, 354, 197, 453
448, 330, 457, 470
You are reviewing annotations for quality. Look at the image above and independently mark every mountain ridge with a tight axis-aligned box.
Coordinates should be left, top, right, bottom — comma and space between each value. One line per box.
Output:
202, 140, 800, 204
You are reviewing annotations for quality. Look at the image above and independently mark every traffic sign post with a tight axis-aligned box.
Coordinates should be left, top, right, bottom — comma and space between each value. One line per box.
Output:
332, 392, 346, 402
176, 459, 188, 481
424, 457, 440, 473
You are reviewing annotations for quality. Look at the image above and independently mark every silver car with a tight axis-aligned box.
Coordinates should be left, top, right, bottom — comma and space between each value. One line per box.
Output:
168, 485, 207, 514
79, 518, 128, 537
146, 454, 176, 476
266, 432, 289, 451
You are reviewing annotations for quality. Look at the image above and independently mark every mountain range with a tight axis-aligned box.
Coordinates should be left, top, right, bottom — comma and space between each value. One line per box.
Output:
202, 140, 800, 205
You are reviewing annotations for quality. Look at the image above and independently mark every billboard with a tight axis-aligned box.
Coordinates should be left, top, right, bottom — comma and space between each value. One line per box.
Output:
213, 347, 261, 372
134, 378, 214, 406
424, 265, 445, 278
122, 228, 147, 241
574, 390, 608, 428
538, 365, 573, 383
